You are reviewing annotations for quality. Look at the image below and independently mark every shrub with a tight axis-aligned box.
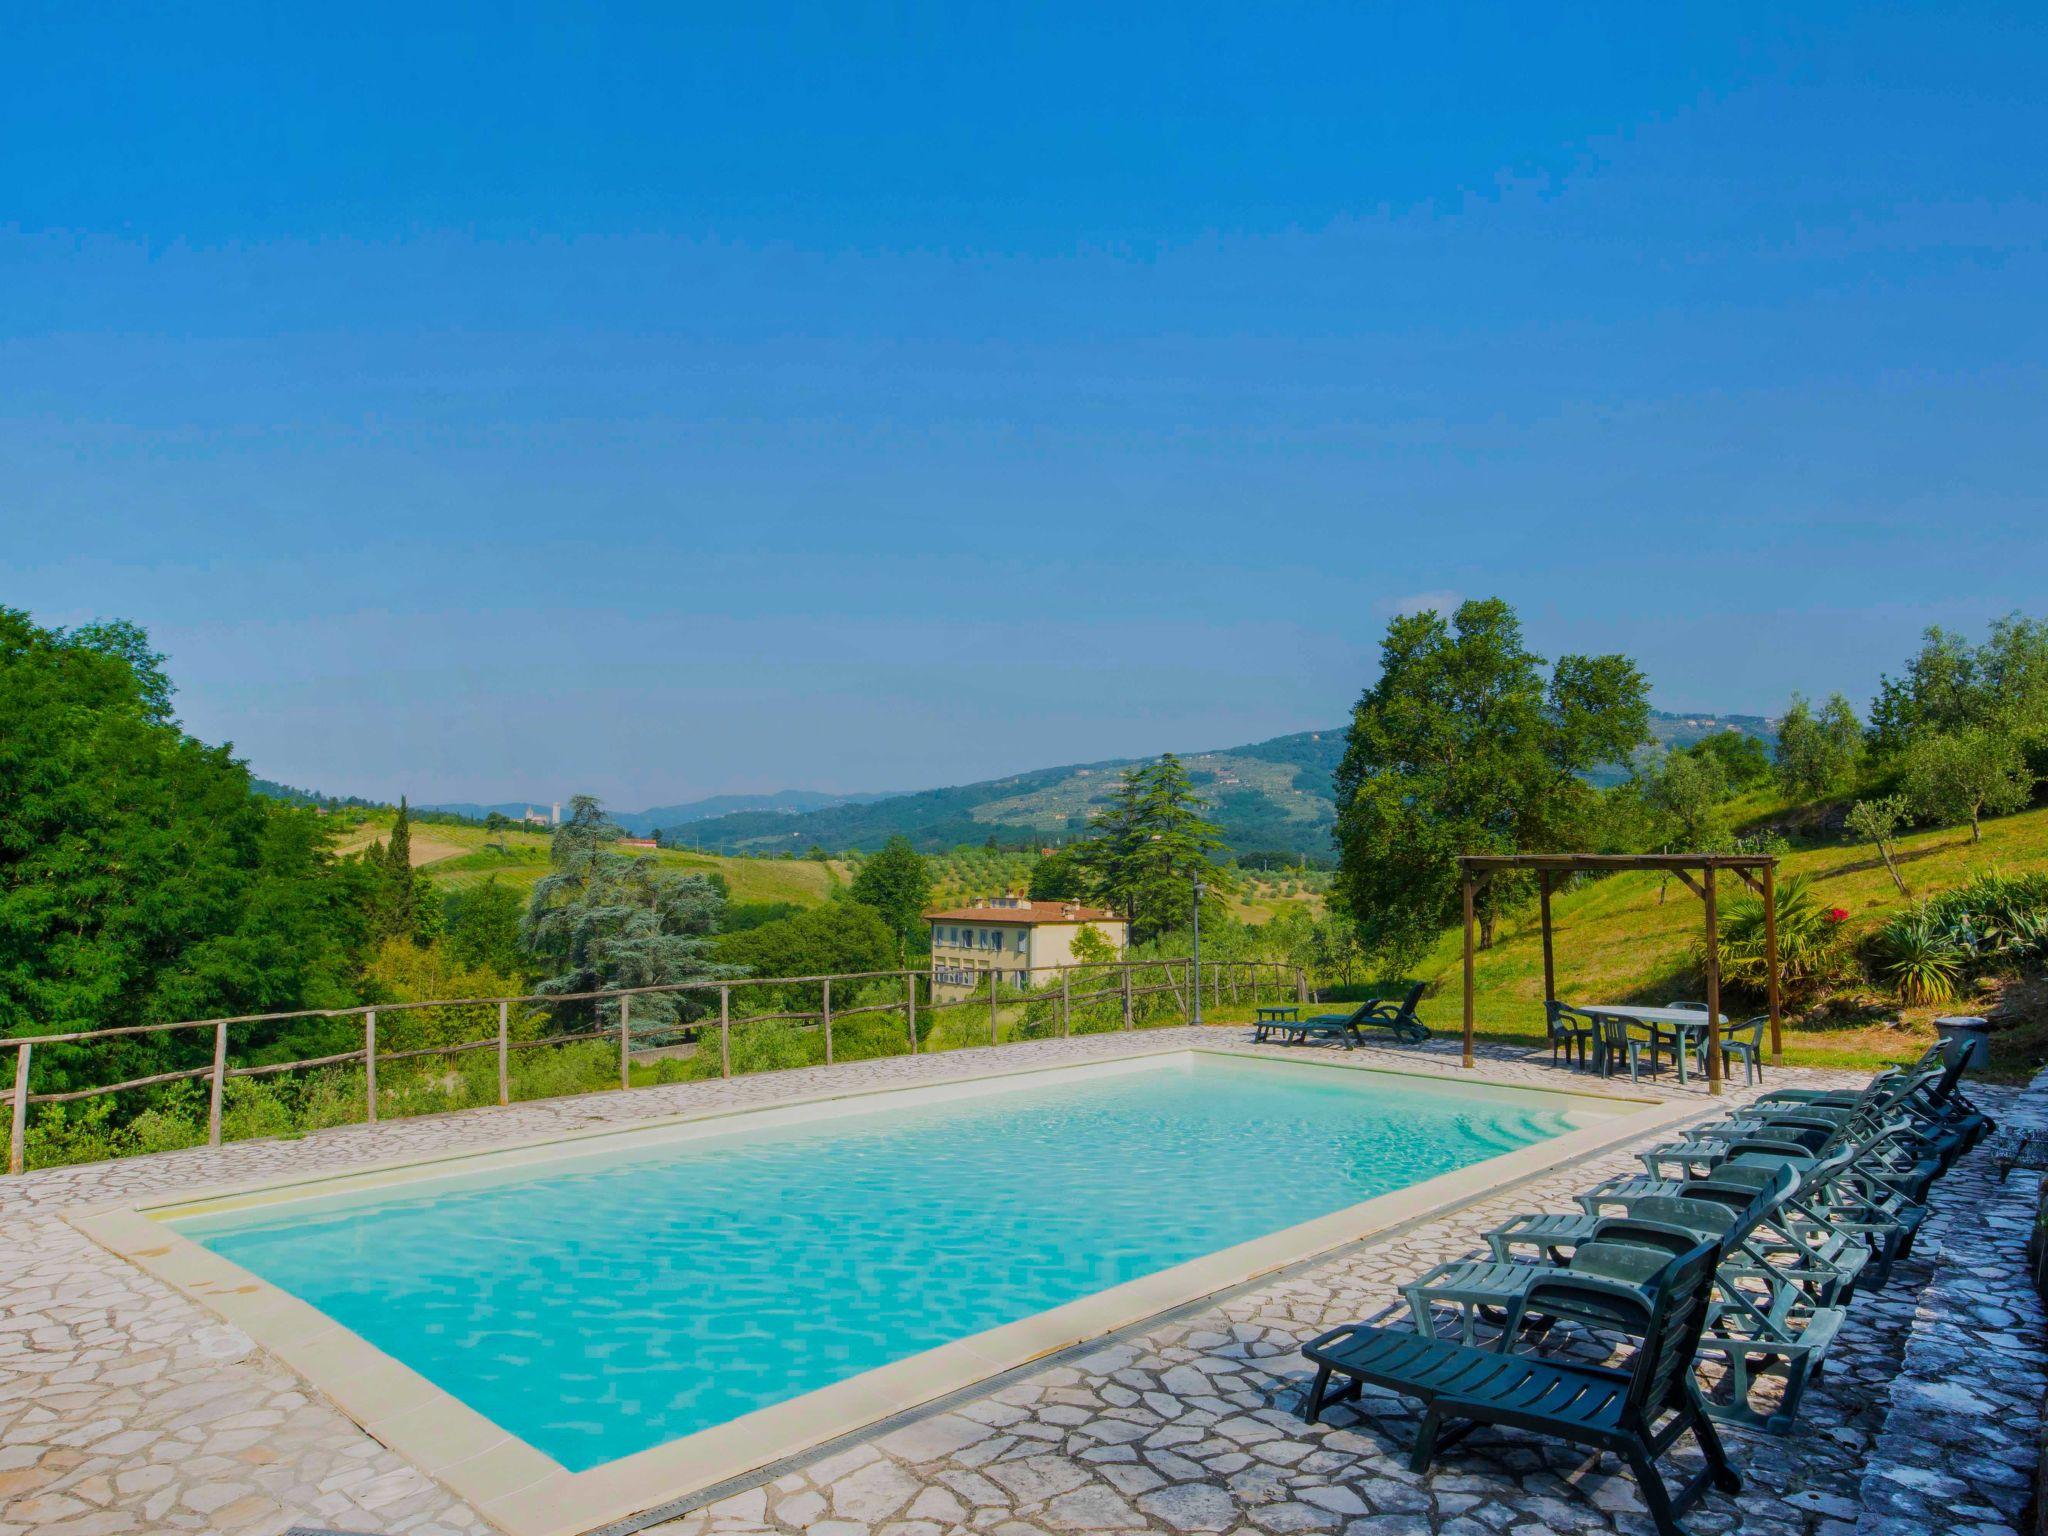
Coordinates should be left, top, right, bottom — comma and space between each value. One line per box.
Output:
220, 1078, 296, 1142
1709, 876, 1851, 1002
1919, 870, 2048, 963
1867, 908, 1968, 1006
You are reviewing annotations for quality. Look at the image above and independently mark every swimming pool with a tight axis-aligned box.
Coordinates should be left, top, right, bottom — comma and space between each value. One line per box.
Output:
88, 1047, 1683, 1535
170, 1052, 1608, 1469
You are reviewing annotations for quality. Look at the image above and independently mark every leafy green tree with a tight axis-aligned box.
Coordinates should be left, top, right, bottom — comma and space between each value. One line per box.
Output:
1, 608, 375, 1088
1869, 626, 1982, 756
443, 878, 526, 976
847, 835, 933, 958
522, 795, 737, 1034
1845, 795, 1912, 897
1677, 732, 1771, 792
1901, 727, 2032, 842
1869, 614, 2048, 773
722, 900, 804, 933
1774, 692, 1862, 801
1332, 598, 1649, 965
1980, 613, 2048, 757
1073, 754, 1230, 943
1634, 749, 1729, 902
1026, 846, 1088, 901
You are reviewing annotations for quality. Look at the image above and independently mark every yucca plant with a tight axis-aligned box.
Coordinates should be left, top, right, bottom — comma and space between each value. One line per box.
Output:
1868, 906, 1968, 1006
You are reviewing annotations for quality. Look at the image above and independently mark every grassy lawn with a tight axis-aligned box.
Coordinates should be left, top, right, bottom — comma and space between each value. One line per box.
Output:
338, 813, 846, 907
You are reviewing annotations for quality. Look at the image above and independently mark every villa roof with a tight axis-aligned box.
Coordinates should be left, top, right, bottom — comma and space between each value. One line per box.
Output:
923, 900, 1122, 925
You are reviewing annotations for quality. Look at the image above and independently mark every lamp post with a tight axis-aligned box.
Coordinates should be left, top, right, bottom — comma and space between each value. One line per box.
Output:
1191, 873, 1205, 1027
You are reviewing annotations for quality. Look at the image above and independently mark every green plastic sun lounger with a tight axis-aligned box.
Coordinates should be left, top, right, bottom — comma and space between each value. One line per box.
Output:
1428, 1188, 1848, 1433
1601, 1132, 1925, 1287
1301, 1239, 1739, 1536
1755, 1044, 1993, 1151
1286, 982, 1430, 1048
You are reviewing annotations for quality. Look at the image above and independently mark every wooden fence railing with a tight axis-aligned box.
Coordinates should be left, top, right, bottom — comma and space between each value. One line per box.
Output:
4, 958, 1308, 1174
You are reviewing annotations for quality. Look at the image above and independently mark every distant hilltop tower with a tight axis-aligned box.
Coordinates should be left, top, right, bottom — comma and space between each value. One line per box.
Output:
551, 801, 561, 825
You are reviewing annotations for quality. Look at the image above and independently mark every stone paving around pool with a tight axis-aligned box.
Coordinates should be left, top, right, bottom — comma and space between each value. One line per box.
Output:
0, 1027, 2034, 1536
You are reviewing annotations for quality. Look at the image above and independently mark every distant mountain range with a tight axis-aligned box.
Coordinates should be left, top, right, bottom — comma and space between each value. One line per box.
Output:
275, 709, 1776, 861
659, 711, 1776, 857
414, 789, 892, 831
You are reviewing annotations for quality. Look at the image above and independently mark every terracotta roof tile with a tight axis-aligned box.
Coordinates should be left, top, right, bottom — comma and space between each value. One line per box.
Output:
922, 900, 1123, 925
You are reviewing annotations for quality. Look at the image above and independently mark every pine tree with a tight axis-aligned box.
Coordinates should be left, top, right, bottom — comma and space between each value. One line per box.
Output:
1074, 754, 1228, 943
379, 796, 418, 940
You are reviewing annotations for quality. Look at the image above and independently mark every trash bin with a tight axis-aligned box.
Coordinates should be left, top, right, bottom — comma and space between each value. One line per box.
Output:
1933, 1014, 1991, 1073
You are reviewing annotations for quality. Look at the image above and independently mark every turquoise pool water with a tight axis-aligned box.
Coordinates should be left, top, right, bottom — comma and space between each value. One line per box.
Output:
177, 1054, 1593, 1470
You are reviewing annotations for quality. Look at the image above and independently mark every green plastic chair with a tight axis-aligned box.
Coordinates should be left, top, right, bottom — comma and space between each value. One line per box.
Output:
1717, 1016, 1768, 1085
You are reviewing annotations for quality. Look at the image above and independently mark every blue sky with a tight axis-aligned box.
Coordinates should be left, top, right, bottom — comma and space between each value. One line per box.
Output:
5, 3, 2045, 807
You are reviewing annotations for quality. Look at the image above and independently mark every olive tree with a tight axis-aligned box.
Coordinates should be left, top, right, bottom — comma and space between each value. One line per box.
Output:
1902, 727, 2032, 842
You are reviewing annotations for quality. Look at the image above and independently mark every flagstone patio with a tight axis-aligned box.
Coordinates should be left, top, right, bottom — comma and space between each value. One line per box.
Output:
1, 1028, 2035, 1536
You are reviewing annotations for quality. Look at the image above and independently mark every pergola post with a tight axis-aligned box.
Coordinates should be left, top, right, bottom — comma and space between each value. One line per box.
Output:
1460, 874, 1477, 1070
1537, 872, 1556, 1008
1763, 859, 1783, 1065
1703, 868, 1724, 1095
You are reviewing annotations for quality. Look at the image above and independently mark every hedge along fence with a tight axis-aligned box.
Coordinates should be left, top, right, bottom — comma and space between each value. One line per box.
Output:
4, 959, 1307, 1175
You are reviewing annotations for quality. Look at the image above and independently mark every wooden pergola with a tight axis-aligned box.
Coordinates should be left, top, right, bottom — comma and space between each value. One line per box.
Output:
1455, 853, 1783, 1096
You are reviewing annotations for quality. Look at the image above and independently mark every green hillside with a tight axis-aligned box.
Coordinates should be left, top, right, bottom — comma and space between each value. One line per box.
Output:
656, 711, 1768, 858
675, 728, 1349, 857
1404, 799, 2048, 1075
343, 814, 845, 907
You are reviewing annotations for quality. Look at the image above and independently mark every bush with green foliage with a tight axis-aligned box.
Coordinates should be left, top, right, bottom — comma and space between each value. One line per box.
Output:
1708, 876, 1852, 1003
1862, 873, 2048, 1005
1866, 908, 1968, 1006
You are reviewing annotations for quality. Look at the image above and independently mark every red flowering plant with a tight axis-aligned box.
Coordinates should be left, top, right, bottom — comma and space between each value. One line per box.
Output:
1825, 907, 1849, 924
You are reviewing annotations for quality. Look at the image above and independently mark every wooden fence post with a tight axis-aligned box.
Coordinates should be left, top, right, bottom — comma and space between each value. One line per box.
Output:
1763, 860, 1784, 1066
719, 985, 731, 1079
207, 1021, 227, 1146
1122, 964, 1134, 1029
906, 972, 918, 1054
1703, 869, 1724, 1096
823, 978, 833, 1065
8, 1042, 28, 1177
1061, 971, 1071, 1037
364, 1011, 378, 1123
618, 994, 631, 1091
497, 1000, 510, 1106
989, 972, 999, 1047
1461, 877, 1477, 1071
1295, 967, 1309, 1005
